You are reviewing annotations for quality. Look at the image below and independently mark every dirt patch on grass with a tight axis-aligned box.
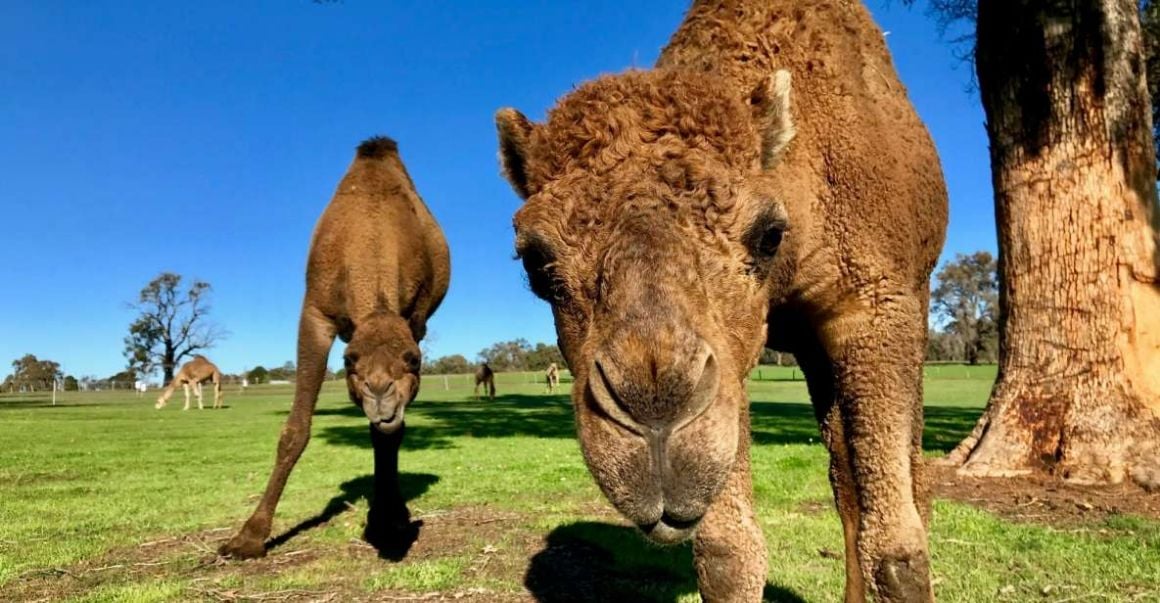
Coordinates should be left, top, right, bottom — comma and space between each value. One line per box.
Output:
794, 499, 832, 516
930, 464, 1160, 525
6, 506, 532, 603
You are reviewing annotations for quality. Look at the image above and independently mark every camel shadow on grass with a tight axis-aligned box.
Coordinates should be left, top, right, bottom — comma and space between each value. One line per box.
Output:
312, 394, 578, 450
265, 472, 439, 560
309, 395, 981, 455
524, 521, 807, 603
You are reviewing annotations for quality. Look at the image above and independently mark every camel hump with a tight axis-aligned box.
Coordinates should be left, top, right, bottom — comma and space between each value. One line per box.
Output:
356, 136, 399, 159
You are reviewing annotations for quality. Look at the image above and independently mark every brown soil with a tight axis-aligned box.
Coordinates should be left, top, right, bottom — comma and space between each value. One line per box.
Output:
6, 480, 1156, 602
929, 464, 1160, 525
5, 506, 530, 603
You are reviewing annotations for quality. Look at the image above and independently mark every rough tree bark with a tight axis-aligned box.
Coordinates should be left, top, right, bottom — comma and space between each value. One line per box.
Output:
944, 0, 1160, 488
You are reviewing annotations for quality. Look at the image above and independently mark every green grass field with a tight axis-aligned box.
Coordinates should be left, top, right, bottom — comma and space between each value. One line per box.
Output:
1, 365, 1157, 602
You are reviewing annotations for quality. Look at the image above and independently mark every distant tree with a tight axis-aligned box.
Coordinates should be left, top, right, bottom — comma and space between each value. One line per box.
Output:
930, 251, 998, 365
107, 368, 137, 385
334, 367, 346, 381
925, 329, 962, 362
268, 361, 296, 382
524, 343, 566, 371
123, 272, 226, 385
758, 348, 797, 366
424, 354, 473, 375
477, 339, 534, 372
5, 354, 63, 391
248, 366, 269, 384
63, 375, 79, 391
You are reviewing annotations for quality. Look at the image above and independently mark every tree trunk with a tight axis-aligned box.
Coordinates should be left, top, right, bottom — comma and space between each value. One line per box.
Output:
945, 0, 1160, 489
162, 347, 176, 386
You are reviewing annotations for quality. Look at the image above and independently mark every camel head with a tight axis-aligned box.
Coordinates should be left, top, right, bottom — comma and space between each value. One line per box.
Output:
343, 313, 422, 434
495, 69, 795, 544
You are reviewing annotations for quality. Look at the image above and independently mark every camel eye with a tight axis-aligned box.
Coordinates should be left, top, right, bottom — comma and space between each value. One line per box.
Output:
746, 213, 786, 260
518, 239, 564, 302
403, 351, 420, 373
758, 225, 783, 256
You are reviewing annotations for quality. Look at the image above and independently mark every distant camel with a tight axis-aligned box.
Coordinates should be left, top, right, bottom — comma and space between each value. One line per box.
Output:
474, 363, 495, 400
220, 136, 450, 560
545, 362, 560, 394
155, 356, 222, 410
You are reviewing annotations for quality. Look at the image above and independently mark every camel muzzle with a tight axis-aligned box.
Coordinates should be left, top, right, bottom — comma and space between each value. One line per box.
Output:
363, 382, 407, 433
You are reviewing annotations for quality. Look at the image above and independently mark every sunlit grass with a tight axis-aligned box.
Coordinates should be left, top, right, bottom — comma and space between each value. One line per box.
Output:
0, 365, 1155, 602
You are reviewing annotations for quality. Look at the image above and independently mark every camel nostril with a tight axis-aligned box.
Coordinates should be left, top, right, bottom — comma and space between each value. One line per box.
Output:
589, 355, 648, 435
590, 341, 720, 433
667, 343, 719, 432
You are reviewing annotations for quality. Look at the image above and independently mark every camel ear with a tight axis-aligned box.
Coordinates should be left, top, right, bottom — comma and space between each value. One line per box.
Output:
496, 108, 538, 199
749, 70, 796, 170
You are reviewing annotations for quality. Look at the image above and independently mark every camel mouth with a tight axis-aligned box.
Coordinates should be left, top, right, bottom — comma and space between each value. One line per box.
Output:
638, 511, 702, 544
371, 405, 405, 433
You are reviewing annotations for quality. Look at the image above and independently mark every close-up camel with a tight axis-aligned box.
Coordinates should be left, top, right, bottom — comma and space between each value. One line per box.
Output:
473, 362, 496, 400
219, 136, 450, 560
545, 362, 560, 394
154, 355, 223, 410
495, 1, 947, 601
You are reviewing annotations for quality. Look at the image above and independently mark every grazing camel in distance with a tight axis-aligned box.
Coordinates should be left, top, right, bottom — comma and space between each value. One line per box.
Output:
494, 0, 947, 600
473, 363, 495, 400
220, 136, 450, 560
155, 355, 223, 410
545, 362, 560, 394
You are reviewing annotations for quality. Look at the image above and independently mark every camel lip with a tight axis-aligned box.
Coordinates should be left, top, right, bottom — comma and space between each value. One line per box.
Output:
638, 517, 700, 545
636, 510, 702, 544
372, 411, 405, 433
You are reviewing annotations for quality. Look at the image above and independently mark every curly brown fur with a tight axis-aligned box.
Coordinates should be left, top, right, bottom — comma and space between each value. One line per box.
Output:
496, 1, 947, 601
220, 136, 450, 561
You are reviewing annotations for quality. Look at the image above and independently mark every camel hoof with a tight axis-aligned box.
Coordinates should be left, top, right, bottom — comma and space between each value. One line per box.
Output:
219, 536, 267, 560
364, 518, 421, 561
874, 553, 932, 603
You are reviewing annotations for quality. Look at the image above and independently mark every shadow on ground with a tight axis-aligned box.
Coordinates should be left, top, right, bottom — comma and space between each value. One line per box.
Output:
265, 471, 438, 559
313, 394, 981, 455
524, 521, 806, 603
315, 394, 577, 449
0, 400, 104, 409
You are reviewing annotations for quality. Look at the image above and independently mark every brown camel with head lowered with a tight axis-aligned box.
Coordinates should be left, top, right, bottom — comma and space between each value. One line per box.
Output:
495, 1, 947, 601
155, 355, 222, 410
219, 136, 450, 560
473, 362, 495, 400
545, 362, 560, 394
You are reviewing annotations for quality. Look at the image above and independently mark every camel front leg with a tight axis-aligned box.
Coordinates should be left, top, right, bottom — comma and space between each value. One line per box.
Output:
693, 407, 766, 603
220, 306, 336, 559
213, 376, 223, 409
195, 382, 204, 410
364, 423, 419, 558
797, 341, 868, 603
182, 383, 192, 411
820, 300, 933, 602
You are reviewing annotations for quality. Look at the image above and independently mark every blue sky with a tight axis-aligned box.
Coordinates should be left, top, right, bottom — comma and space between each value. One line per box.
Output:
0, 1, 992, 379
